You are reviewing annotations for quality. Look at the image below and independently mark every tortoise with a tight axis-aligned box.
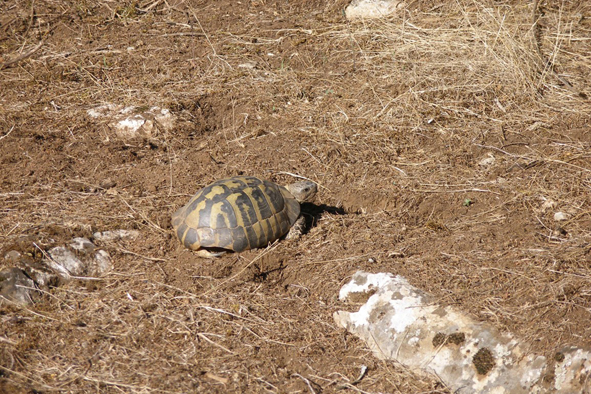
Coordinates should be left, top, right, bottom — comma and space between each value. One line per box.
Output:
172, 176, 317, 257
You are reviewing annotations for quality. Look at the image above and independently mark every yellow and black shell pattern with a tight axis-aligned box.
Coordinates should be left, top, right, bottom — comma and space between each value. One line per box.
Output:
172, 176, 301, 253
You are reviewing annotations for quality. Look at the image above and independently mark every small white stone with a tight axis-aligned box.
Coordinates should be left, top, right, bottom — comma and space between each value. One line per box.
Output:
541, 199, 556, 211
28, 268, 58, 287
120, 106, 136, 115
47, 247, 85, 276
238, 62, 257, 69
86, 104, 119, 118
70, 237, 96, 252
150, 107, 175, 131
4, 250, 22, 263
87, 103, 176, 139
0, 268, 36, 304
478, 154, 496, 167
44, 239, 113, 279
345, 0, 405, 20
93, 229, 140, 242
92, 250, 112, 276
115, 115, 147, 138
554, 212, 568, 221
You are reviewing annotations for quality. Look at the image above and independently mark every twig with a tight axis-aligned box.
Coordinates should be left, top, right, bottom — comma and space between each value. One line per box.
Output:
300, 147, 328, 169
0, 336, 17, 346
275, 170, 313, 181
255, 377, 278, 390
0, 39, 45, 70
118, 248, 168, 262
141, 32, 204, 37
197, 333, 236, 355
474, 143, 523, 159
476, 143, 591, 173
23, 0, 36, 36
188, 8, 216, 56
335, 382, 373, 393
138, 0, 162, 12
292, 374, 319, 394
350, 365, 368, 385
411, 188, 500, 195
199, 306, 261, 324
335, 365, 369, 390
0, 126, 15, 140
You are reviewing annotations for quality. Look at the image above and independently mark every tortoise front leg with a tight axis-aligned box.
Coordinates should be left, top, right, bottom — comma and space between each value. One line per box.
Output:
285, 215, 306, 240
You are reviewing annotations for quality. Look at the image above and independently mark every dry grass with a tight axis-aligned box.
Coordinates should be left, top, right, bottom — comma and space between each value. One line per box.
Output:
1, 0, 591, 392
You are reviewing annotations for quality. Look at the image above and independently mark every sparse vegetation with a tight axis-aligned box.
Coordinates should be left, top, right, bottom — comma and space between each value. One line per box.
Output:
1, 0, 590, 392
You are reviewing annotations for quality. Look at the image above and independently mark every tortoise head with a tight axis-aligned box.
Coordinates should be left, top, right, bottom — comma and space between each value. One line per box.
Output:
286, 180, 317, 202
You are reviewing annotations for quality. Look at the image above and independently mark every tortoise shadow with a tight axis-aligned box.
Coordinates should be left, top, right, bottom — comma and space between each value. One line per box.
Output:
300, 202, 347, 234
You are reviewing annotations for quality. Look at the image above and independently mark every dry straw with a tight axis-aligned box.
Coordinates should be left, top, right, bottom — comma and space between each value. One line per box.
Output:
0, 0, 590, 393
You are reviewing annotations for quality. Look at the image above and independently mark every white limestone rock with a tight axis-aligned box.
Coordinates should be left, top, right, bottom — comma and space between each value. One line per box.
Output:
334, 271, 591, 393
345, 0, 405, 20
87, 104, 175, 139
93, 229, 139, 243
0, 268, 37, 305
45, 238, 112, 279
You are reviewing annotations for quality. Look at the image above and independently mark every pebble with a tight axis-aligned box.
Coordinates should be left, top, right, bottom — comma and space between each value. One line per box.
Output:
541, 199, 556, 212
46, 238, 112, 278
70, 237, 96, 252
238, 62, 257, 69
4, 250, 22, 263
47, 247, 86, 277
554, 212, 568, 221
1, 236, 115, 304
86, 104, 175, 139
93, 250, 113, 275
99, 178, 116, 189
3, 250, 60, 289
0, 268, 37, 304
478, 154, 496, 167
25, 264, 60, 287
93, 229, 139, 242
345, 0, 405, 19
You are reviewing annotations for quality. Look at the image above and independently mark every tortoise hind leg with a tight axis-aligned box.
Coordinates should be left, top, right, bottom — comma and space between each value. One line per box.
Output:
195, 248, 227, 258
285, 215, 306, 240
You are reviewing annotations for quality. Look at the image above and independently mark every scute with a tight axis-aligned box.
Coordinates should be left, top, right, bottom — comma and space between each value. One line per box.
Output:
172, 176, 301, 253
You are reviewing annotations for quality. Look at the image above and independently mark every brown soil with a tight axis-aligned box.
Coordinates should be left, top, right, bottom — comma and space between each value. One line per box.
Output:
1, 0, 590, 393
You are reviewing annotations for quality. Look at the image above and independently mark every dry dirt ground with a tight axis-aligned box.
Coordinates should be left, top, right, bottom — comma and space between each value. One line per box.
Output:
1, 0, 591, 393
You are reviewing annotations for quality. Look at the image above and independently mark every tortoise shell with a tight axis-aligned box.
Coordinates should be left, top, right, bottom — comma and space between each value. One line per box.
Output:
172, 176, 301, 253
